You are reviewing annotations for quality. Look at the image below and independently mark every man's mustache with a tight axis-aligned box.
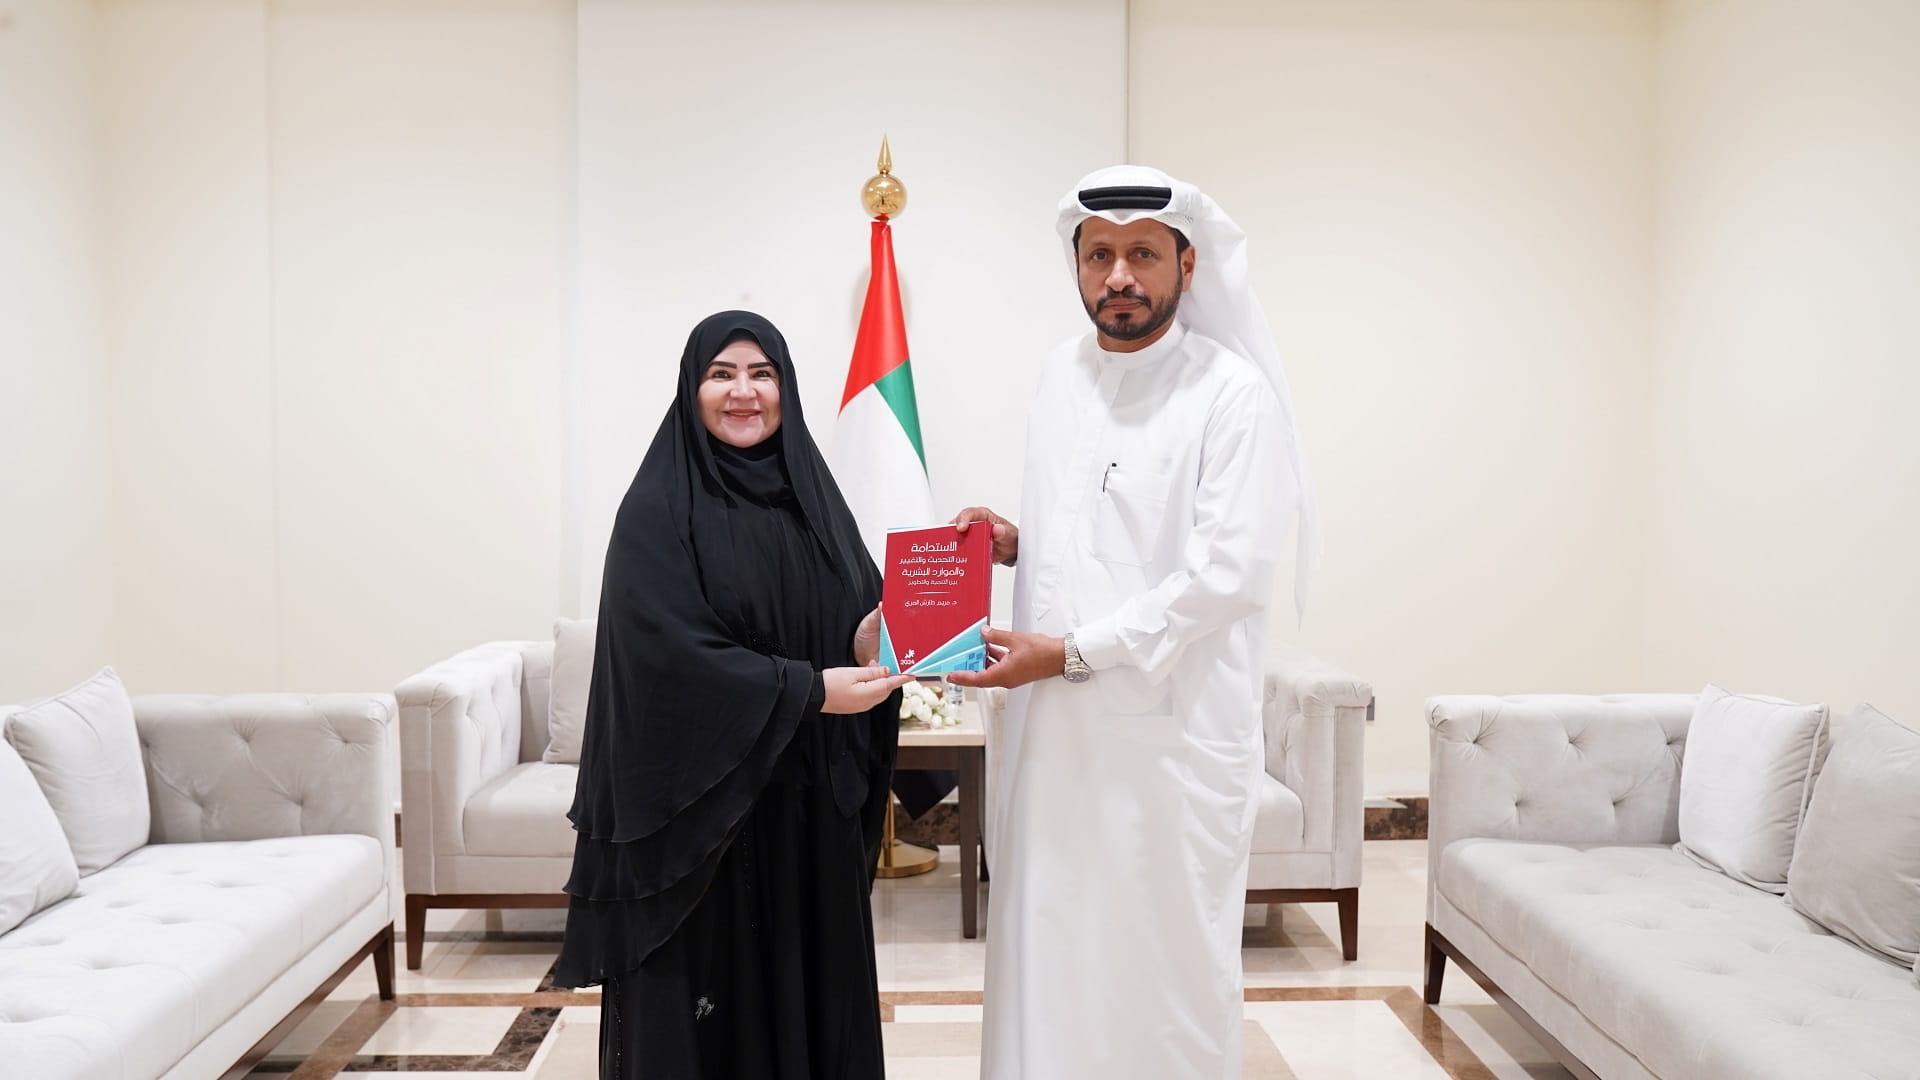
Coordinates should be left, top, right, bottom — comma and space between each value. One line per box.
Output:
1097, 289, 1152, 311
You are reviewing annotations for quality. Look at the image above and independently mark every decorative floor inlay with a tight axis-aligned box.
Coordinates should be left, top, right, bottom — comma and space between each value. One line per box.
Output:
423, 929, 566, 945
242, 841, 1568, 1078
253, 982, 1495, 1078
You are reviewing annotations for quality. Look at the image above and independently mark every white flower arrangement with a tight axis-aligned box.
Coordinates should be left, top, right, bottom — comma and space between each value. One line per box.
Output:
899, 680, 962, 728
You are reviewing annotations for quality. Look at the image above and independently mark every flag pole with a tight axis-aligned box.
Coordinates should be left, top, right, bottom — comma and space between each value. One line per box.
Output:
861, 137, 940, 880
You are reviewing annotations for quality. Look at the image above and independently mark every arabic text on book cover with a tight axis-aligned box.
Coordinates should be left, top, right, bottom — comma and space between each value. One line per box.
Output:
879, 523, 991, 677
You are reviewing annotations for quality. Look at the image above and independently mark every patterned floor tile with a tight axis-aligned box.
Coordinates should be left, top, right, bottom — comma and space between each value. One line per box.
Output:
246, 841, 1568, 1079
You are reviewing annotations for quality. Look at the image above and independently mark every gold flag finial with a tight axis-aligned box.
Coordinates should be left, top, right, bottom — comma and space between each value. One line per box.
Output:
861, 135, 907, 220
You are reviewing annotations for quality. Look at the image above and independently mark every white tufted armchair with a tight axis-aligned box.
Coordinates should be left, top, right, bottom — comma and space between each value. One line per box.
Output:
1247, 645, 1372, 961
392, 641, 1372, 966
395, 640, 570, 969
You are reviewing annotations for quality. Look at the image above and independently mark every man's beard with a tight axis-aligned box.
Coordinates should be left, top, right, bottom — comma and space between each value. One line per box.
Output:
1083, 276, 1182, 343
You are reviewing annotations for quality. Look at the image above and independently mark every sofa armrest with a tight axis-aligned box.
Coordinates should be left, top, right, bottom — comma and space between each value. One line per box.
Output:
136, 693, 397, 877
1263, 644, 1371, 877
1426, 693, 1695, 885
394, 642, 533, 894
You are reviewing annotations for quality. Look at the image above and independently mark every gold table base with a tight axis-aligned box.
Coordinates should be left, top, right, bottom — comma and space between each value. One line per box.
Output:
875, 797, 939, 878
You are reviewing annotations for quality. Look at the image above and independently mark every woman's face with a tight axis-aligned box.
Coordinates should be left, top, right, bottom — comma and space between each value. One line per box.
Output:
698, 339, 783, 448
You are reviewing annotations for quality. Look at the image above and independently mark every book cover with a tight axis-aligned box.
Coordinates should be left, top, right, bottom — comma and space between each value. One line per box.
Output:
879, 523, 992, 678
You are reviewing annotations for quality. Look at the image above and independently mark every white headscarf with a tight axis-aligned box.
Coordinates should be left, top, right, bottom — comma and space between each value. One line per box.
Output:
1057, 164, 1322, 619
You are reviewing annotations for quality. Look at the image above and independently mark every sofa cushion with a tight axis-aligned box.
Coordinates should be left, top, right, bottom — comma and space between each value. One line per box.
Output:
463, 761, 579, 856
1787, 704, 1920, 967
0, 738, 78, 935
4, 668, 150, 873
1677, 684, 1826, 892
1440, 840, 1920, 1080
543, 617, 595, 764
0, 834, 384, 1080
1249, 772, 1305, 853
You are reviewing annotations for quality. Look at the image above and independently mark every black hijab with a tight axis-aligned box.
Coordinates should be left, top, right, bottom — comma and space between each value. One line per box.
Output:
564, 311, 886, 938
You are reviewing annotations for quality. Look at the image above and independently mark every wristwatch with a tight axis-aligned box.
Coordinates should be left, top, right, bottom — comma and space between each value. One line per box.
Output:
1062, 632, 1093, 683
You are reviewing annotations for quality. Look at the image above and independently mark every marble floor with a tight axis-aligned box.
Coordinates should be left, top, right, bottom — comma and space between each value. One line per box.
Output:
247, 841, 1573, 1078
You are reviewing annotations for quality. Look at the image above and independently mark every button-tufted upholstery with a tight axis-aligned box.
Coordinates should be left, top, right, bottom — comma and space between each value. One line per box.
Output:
397, 640, 573, 969
1428, 693, 1693, 869
1439, 841, 1920, 1079
1245, 644, 1371, 960
138, 694, 396, 859
0, 838, 385, 1079
0, 692, 396, 1080
1426, 692, 1920, 1080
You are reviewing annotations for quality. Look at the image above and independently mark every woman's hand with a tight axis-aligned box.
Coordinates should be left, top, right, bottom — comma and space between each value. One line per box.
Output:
822, 663, 914, 714
852, 606, 882, 667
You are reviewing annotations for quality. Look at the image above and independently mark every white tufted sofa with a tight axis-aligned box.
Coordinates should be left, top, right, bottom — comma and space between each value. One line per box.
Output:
1247, 645, 1372, 960
395, 640, 571, 969
0, 692, 397, 1080
1424, 693, 1920, 1080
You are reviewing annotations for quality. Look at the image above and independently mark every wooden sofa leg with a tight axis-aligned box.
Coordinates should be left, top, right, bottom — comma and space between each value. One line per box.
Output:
405, 894, 428, 971
1424, 924, 1447, 1004
1336, 887, 1359, 962
373, 922, 396, 1000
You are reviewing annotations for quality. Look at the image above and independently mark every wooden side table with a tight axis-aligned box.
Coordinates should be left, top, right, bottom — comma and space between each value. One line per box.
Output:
895, 702, 987, 938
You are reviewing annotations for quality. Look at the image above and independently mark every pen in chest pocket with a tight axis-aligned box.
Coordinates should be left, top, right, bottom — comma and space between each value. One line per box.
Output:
1102, 462, 1117, 492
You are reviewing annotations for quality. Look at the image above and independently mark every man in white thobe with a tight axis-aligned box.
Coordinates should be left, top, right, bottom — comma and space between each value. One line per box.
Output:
948, 165, 1321, 1079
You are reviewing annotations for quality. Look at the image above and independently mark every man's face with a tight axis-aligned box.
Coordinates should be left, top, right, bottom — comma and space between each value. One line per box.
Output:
698, 340, 782, 448
1075, 217, 1194, 350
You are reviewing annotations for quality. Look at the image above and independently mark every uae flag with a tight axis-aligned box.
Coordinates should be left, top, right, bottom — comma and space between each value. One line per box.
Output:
835, 219, 936, 569
835, 216, 953, 820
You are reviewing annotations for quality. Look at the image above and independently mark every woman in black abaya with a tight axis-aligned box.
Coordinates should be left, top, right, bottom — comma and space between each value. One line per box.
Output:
556, 310, 910, 1079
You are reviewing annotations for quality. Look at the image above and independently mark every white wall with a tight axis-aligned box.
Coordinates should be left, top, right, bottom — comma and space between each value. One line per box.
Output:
1132, 0, 1658, 792
27, 1, 1910, 792
570, 0, 1127, 618
1644, 0, 1920, 721
0, 1, 114, 702
42, 0, 1124, 701
92, 0, 573, 694
99, 0, 277, 689
266, 0, 572, 691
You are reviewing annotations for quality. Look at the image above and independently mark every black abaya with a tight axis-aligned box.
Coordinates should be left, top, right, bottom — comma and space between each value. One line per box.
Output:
556, 312, 896, 1080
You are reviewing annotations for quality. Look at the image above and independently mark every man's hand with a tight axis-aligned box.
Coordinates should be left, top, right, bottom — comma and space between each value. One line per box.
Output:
952, 506, 1019, 566
945, 626, 1066, 690
851, 606, 882, 667
822, 663, 914, 714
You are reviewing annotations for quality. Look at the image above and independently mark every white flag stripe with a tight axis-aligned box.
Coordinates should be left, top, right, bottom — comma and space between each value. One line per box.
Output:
833, 383, 936, 570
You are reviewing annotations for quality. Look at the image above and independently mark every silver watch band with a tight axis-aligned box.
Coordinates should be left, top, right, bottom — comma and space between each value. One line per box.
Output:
1063, 632, 1093, 682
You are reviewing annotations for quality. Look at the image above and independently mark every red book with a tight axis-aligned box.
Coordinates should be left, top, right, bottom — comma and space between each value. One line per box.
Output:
879, 524, 991, 678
